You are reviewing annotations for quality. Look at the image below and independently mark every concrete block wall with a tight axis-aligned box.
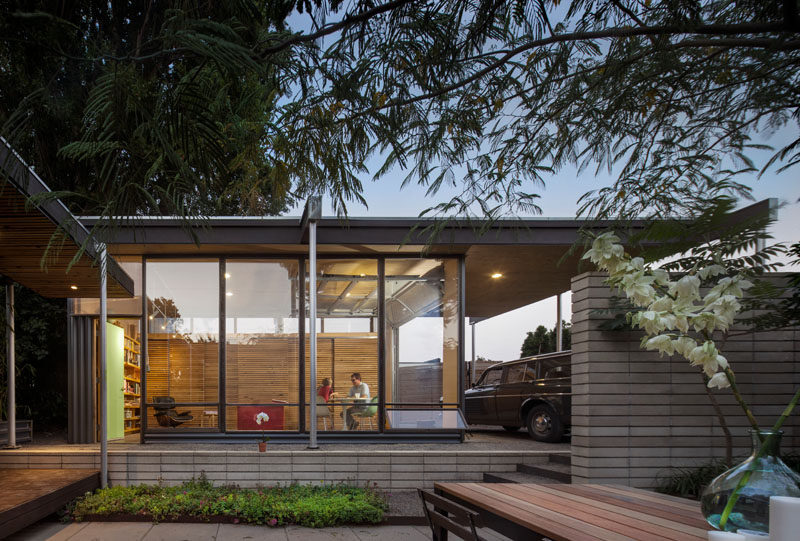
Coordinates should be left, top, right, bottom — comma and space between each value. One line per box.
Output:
571, 272, 800, 488
0, 450, 554, 490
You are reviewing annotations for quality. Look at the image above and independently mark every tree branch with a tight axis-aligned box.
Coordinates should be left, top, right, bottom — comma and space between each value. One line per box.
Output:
258, 0, 416, 57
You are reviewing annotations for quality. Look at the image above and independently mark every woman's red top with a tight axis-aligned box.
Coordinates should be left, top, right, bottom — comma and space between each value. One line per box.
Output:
317, 385, 332, 402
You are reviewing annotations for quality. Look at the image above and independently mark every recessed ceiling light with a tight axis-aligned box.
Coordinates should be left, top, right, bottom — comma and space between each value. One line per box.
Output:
224, 273, 231, 279
345, 293, 351, 297
359, 273, 365, 277
161, 325, 166, 330
148, 315, 154, 320
491, 273, 503, 279
226, 291, 233, 296
70, 285, 78, 290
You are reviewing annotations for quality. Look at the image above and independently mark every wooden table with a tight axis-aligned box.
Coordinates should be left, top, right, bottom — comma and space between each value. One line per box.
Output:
433, 483, 708, 541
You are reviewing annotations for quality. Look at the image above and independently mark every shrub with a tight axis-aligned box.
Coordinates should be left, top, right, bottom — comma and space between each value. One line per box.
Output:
71, 475, 387, 527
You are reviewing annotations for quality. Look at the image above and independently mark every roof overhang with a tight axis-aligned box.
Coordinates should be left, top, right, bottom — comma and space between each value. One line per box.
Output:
79, 199, 775, 318
0, 139, 134, 298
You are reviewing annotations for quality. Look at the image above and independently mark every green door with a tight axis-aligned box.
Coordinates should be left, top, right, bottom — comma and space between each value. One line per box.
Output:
106, 322, 125, 440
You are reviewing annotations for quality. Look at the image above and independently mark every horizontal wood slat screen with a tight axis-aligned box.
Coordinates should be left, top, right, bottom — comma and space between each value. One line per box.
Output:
145, 335, 218, 429
145, 334, 379, 432
305, 335, 378, 401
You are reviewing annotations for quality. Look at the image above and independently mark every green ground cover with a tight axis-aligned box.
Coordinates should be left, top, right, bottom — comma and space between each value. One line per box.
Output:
70, 476, 387, 527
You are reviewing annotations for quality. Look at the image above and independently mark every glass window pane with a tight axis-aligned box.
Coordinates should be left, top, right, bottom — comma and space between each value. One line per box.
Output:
305, 259, 378, 432
385, 408, 467, 430
384, 258, 459, 408
504, 364, 526, 384
145, 259, 219, 431
225, 260, 300, 432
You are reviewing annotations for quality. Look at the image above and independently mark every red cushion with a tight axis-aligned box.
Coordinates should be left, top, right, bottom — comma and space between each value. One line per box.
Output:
237, 405, 285, 430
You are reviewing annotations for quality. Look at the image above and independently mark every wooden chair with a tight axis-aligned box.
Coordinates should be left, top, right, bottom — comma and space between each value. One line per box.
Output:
418, 489, 484, 541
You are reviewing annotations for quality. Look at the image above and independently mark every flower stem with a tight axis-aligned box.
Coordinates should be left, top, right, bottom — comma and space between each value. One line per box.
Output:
723, 367, 761, 434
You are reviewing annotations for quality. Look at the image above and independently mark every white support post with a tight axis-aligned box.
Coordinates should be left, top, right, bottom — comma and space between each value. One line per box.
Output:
308, 220, 318, 449
470, 319, 476, 386
5, 282, 18, 449
556, 293, 563, 352
99, 244, 108, 488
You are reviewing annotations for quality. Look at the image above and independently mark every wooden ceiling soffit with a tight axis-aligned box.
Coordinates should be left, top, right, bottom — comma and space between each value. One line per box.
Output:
0, 138, 134, 298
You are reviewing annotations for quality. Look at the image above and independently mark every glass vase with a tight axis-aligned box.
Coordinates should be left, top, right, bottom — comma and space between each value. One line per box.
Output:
701, 430, 800, 533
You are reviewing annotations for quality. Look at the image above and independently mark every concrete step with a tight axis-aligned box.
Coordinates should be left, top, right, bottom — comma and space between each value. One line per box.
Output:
516, 461, 571, 483
483, 470, 560, 484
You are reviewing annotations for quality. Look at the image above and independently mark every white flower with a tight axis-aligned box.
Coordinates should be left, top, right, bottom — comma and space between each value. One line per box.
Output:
707, 372, 731, 389
688, 341, 726, 377
644, 334, 675, 356
583, 233, 625, 272
673, 336, 697, 357
651, 268, 669, 286
698, 265, 726, 280
669, 275, 701, 302
256, 412, 270, 425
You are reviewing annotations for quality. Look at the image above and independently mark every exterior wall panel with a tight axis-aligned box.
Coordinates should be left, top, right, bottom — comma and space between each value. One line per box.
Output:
570, 272, 800, 488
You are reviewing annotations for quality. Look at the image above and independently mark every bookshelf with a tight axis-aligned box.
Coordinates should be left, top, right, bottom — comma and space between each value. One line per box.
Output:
123, 334, 141, 434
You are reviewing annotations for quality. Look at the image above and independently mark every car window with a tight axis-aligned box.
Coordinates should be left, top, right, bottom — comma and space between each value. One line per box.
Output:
504, 364, 527, 384
479, 368, 502, 386
523, 362, 537, 381
539, 358, 571, 379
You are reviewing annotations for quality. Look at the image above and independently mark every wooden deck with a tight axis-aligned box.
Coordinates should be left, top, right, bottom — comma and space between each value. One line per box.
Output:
435, 482, 708, 541
0, 469, 100, 537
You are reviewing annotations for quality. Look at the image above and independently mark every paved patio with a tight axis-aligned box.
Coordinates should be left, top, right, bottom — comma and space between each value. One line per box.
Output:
9, 521, 513, 540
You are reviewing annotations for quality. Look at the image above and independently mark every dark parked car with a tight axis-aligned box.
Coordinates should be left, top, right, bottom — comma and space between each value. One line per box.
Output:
464, 351, 571, 442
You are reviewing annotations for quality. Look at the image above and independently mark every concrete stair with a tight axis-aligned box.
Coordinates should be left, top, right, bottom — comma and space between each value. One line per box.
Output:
484, 453, 571, 484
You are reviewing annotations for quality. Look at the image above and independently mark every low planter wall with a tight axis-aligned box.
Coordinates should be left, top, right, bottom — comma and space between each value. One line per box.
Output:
0, 449, 561, 490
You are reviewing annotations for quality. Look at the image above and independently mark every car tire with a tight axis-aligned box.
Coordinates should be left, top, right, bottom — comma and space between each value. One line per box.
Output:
502, 425, 521, 432
526, 404, 563, 442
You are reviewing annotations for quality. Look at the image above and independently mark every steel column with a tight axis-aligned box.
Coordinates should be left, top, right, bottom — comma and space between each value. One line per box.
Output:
308, 220, 318, 448
99, 244, 108, 488
5, 282, 17, 449
556, 293, 563, 352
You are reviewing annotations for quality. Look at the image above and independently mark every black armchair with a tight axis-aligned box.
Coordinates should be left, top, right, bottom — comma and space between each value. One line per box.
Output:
152, 396, 193, 427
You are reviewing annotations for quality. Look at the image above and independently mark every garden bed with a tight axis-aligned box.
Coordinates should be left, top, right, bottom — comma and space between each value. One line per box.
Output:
69, 475, 387, 527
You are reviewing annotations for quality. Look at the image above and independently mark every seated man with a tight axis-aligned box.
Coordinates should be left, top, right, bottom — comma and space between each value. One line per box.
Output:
343, 372, 370, 430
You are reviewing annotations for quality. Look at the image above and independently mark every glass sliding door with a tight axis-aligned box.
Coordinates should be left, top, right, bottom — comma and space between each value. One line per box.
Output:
225, 259, 300, 432
384, 258, 465, 430
305, 259, 379, 431
145, 259, 220, 430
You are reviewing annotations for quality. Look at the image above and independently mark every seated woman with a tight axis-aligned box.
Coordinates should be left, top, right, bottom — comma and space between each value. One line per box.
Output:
317, 378, 334, 402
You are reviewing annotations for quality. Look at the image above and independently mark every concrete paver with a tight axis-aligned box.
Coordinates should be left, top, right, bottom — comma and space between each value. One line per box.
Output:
350, 525, 428, 540
9, 523, 438, 541
64, 521, 154, 540
141, 523, 219, 541
216, 523, 290, 541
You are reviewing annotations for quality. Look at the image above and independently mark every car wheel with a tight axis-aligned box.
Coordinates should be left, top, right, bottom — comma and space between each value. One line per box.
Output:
502, 425, 521, 432
526, 405, 563, 442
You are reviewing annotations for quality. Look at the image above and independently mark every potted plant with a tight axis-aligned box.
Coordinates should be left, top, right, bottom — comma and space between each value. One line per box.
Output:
256, 412, 270, 452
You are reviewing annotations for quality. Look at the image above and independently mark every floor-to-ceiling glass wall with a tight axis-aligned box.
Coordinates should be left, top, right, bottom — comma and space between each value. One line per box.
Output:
305, 259, 379, 431
225, 259, 301, 432
145, 260, 220, 430
384, 258, 466, 430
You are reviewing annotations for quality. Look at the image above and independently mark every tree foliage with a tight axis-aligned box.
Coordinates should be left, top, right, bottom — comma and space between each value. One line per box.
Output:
2, 1, 798, 226
521, 320, 571, 356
